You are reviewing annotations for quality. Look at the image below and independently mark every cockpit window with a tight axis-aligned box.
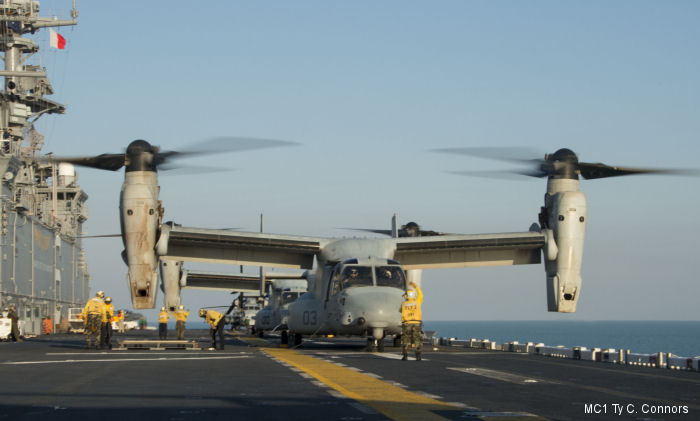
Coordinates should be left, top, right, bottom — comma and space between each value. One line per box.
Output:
375, 266, 406, 289
340, 266, 373, 289
281, 291, 300, 305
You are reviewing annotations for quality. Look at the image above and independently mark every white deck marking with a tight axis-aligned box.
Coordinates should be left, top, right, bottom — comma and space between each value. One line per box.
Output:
46, 351, 249, 356
416, 391, 443, 399
326, 389, 347, 399
372, 352, 428, 361
3, 355, 251, 365
448, 367, 541, 384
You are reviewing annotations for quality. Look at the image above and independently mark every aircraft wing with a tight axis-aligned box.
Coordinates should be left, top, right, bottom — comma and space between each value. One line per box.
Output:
182, 270, 307, 292
182, 271, 266, 292
157, 225, 324, 269
393, 231, 545, 269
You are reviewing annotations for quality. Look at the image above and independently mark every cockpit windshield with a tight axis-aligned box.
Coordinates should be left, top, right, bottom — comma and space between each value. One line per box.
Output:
339, 266, 373, 289
375, 266, 406, 289
281, 291, 300, 305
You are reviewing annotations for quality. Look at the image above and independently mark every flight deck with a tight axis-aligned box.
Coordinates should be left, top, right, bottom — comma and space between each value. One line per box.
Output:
0, 329, 696, 420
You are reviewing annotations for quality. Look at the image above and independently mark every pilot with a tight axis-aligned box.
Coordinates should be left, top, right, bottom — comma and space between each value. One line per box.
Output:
342, 268, 359, 289
158, 307, 169, 340
200, 308, 225, 350
174, 305, 190, 340
82, 291, 106, 349
400, 281, 423, 361
101, 296, 114, 349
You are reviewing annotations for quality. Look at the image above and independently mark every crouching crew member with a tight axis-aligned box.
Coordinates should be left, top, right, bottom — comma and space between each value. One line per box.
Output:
400, 281, 423, 361
199, 309, 225, 350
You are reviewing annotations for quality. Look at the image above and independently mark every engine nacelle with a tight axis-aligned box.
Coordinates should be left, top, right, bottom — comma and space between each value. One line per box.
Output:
120, 171, 161, 309
542, 179, 587, 312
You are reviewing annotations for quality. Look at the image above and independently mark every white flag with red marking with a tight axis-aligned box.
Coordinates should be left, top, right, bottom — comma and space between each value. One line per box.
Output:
49, 29, 66, 50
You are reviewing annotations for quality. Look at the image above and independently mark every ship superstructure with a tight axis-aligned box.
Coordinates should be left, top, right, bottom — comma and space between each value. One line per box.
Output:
0, 0, 89, 335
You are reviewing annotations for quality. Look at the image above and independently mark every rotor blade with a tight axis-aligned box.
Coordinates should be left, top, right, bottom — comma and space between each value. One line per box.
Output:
48, 153, 126, 171
431, 147, 542, 163
447, 170, 546, 180
339, 227, 452, 237
155, 137, 299, 165
79, 234, 122, 238
416, 229, 450, 236
159, 165, 237, 175
578, 162, 700, 180
338, 228, 393, 236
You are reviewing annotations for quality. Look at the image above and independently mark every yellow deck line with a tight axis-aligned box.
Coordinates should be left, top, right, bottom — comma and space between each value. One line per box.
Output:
265, 348, 457, 421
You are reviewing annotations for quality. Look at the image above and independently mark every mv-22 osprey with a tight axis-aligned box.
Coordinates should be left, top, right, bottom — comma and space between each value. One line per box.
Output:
58, 141, 691, 348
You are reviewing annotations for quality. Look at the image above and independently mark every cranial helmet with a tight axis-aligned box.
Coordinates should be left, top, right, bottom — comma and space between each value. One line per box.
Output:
199, 309, 206, 317
96, 290, 105, 298
104, 297, 112, 304
178, 305, 184, 310
406, 290, 417, 300
161, 307, 166, 312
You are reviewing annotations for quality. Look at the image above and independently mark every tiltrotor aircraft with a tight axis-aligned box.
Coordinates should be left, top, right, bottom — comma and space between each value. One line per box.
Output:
51, 137, 295, 308
254, 276, 309, 341
59, 143, 693, 349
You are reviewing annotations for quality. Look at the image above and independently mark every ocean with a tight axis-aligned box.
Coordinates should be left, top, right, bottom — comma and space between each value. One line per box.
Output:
423, 320, 700, 358
174, 320, 700, 357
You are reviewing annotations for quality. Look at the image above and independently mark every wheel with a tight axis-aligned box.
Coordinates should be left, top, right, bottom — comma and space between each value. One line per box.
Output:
258, 330, 264, 338
281, 330, 288, 345
293, 333, 302, 347
366, 338, 376, 352
377, 338, 385, 352
393, 335, 401, 347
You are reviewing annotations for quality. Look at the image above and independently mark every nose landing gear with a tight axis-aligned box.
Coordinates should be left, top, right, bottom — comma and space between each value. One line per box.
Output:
366, 328, 385, 352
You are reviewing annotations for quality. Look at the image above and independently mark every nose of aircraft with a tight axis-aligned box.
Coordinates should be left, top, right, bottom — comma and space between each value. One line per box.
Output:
342, 287, 403, 328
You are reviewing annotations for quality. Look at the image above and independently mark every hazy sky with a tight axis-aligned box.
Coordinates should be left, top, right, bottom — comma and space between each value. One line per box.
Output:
30, 1, 700, 322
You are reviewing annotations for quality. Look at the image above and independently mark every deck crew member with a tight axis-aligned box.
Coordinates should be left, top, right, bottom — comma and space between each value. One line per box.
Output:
200, 309, 225, 350
82, 291, 106, 349
7, 305, 21, 342
102, 297, 114, 349
158, 307, 169, 340
400, 281, 423, 361
174, 305, 190, 340
117, 309, 126, 333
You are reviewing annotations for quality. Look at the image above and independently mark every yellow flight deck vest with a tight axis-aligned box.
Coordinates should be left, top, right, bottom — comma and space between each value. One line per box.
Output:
205, 310, 223, 328
175, 309, 190, 322
159, 311, 169, 324
82, 297, 106, 319
103, 303, 114, 323
401, 286, 423, 324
